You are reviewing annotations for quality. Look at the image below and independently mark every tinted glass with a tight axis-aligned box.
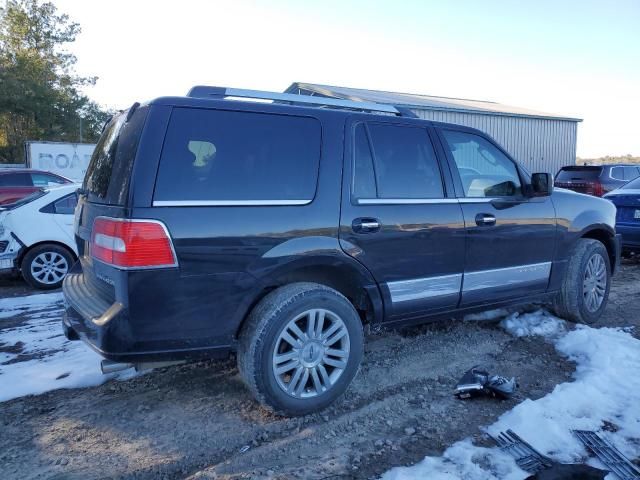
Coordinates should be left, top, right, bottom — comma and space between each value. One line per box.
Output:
555, 166, 602, 181
609, 166, 624, 180
53, 193, 78, 214
442, 130, 521, 197
154, 108, 321, 202
623, 166, 640, 181
83, 106, 148, 205
32, 173, 65, 187
366, 123, 443, 199
0, 172, 32, 187
352, 124, 377, 199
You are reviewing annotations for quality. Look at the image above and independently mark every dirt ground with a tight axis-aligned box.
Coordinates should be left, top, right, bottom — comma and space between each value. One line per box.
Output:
1, 258, 639, 480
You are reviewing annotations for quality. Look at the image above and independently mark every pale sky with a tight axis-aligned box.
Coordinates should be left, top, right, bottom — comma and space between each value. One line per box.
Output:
54, 0, 640, 158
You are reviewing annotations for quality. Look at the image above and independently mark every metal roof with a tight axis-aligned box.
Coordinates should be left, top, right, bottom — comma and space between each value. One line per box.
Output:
285, 82, 582, 122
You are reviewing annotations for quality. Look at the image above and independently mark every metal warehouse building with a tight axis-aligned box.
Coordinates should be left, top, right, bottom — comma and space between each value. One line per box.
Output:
285, 82, 581, 175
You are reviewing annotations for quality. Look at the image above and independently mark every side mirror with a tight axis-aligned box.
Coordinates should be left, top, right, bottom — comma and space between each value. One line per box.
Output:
530, 172, 553, 197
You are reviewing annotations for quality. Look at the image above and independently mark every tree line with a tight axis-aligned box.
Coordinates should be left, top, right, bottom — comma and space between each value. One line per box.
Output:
0, 0, 110, 163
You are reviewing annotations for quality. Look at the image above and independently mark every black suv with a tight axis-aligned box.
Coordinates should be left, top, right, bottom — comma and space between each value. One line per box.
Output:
63, 86, 621, 415
555, 164, 640, 197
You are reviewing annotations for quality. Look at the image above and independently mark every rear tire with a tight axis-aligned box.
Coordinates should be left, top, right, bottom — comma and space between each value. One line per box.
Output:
237, 282, 364, 416
552, 238, 611, 324
21, 244, 74, 290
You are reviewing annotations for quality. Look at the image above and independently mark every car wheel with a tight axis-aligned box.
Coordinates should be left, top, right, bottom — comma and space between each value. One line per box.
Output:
21, 244, 74, 290
237, 282, 364, 416
552, 238, 611, 324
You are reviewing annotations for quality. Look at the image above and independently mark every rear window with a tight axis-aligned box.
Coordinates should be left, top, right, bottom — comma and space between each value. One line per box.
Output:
153, 108, 321, 204
83, 106, 148, 205
555, 166, 602, 182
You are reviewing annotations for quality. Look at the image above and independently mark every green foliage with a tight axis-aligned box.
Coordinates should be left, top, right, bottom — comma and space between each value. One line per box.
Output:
0, 0, 110, 163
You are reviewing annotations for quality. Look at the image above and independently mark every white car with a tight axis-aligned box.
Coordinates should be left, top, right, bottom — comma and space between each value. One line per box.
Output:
0, 183, 79, 289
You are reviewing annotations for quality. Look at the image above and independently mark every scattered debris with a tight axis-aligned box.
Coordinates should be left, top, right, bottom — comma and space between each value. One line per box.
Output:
490, 429, 554, 473
573, 430, 640, 480
492, 430, 607, 479
524, 463, 607, 480
454, 366, 517, 399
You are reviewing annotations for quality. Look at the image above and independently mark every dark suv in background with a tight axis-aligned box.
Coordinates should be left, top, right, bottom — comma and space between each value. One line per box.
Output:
63, 87, 621, 415
555, 164, 640, 197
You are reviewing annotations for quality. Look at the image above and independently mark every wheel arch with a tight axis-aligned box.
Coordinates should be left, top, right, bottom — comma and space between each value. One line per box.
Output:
18, 240, 78, 267
235, 256, 384, 340
580, 227, 617, 273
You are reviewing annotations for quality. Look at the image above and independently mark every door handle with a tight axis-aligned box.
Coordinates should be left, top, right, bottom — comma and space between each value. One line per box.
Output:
475, 213, 496, 226
352, 218, 381, 233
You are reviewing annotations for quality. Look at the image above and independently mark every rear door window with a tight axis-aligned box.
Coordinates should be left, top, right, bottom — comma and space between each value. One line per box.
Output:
154, 108, 321, 204
442, 130, 522, 198
0, 172, 32, 186
352, 122, 444, 199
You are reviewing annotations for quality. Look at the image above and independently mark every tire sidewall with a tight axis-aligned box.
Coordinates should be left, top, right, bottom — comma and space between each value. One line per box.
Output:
254, 289, 364, 415
21, 244, 74, 290
575, 242, 611, 323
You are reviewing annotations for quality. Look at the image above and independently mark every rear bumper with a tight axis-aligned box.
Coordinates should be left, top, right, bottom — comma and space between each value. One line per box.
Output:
616, 224, 640, 250
62, 261, 232, 363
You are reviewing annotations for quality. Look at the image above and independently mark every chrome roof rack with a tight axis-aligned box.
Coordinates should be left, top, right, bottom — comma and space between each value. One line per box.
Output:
187, 86, 400, 115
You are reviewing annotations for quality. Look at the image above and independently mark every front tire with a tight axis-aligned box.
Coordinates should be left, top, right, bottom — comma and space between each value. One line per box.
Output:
237, 282, 364, 416
553, 238, 611, 324
21, 244, 74, 290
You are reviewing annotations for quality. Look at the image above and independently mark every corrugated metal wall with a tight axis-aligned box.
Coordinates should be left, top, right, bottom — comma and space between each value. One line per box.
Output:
413, 109, 577, 175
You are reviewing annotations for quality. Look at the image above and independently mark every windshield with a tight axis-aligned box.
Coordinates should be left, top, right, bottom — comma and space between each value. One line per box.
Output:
622, 176, 640, 189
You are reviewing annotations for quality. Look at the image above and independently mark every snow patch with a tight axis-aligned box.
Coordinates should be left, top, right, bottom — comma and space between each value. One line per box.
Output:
382, 312, 640, 479
499, 309, 566, 338
0, 292, 135, 402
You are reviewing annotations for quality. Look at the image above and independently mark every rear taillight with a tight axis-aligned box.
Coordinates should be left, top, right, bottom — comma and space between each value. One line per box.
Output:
592, 181, 604, 197
90, 217, 177, 269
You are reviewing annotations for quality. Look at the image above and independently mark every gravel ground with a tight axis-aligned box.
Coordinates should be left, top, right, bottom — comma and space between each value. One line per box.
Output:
1, 258, 639, 480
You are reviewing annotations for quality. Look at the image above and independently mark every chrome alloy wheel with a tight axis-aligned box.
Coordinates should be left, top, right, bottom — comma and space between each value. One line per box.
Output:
30, 252, 69, 285
272, 309, 350, 399
583, 253, 607, 312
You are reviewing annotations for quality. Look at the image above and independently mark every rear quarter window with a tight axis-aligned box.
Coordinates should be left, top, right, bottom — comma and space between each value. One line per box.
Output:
153, 108, 321, 204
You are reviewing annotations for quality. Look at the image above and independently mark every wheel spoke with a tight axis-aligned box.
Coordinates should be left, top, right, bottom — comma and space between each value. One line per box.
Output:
288, 322, 307, 343
325, 348, 348, 358
287, 366, 305, 394
274, 351, 298, 365
310, 367, 324, 393
317, 363, 331, 386
323, 357, 347, 369
325, 326, 347, 347
280, 330, 302, 348
320, 322, 341, 341
294, 368, 310, 396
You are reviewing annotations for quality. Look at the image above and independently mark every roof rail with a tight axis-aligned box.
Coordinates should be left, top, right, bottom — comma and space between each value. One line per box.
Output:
186, 86, 400, 115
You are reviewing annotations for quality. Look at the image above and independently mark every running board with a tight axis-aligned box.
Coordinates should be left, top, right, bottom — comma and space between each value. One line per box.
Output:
573, 430, 640, 480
